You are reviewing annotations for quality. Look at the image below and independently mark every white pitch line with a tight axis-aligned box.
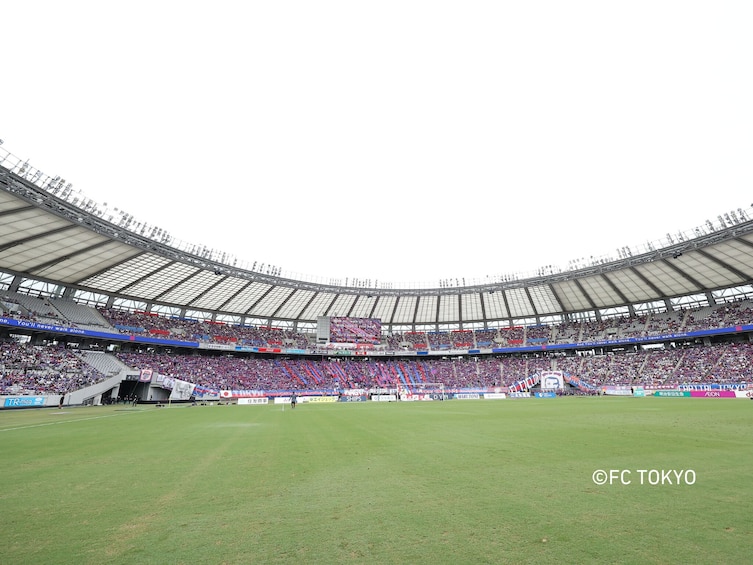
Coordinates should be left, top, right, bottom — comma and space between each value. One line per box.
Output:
0, 410, 141, 432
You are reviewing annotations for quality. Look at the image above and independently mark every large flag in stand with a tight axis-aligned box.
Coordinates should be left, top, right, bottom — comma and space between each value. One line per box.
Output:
139, 368, 153, 382
169, 378, 196, 401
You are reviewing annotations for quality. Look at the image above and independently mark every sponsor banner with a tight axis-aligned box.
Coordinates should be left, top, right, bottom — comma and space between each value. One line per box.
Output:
679, 383, 750, 391
341, 389, 367, 396
198, 342, 234, 351
402, 394, 441, 401
372, 394, 397, 402
302, 396, 338, 403
238, 398, 269, 405
483, 393, 507, 399
735, 390, 753, 399
338, 395, 367, 402
534, 392, 556, 398
689, 390, 736, 398
508, 392, 531, 398
3, 396, 46, 408
654, 391, 691, 397
633, 387, 645, 397
455, 393, 480, 400
602, 386, 633, 396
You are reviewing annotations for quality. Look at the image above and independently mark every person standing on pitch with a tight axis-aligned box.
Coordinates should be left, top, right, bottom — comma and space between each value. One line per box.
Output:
291, 392, 297, 409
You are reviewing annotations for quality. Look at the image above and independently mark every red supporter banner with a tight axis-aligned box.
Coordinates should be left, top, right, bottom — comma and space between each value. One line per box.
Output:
214, 335, 238, 342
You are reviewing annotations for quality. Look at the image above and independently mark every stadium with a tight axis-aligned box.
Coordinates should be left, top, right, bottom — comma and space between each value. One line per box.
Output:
2, 140, 753, 402
2, 138, 753, 564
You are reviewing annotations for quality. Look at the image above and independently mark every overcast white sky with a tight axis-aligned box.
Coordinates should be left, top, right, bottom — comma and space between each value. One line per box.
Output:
2, 2, 751, 287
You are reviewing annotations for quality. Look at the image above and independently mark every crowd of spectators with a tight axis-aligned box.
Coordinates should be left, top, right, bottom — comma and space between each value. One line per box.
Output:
98, 309, 310, 349
451, 330, 474, 348
0, 343, 106, 395
2, 339, 752, 396
553, 342, 753, 388
1, 292, 72, 327
2, 296, 751, 354
108, 341, 753, 392
3, 296, 753, 397
427, 331, 452, 350
474, 329, 497, 348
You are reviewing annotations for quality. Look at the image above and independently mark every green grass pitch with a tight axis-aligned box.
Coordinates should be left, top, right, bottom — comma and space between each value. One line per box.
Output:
1, 397, 751, 564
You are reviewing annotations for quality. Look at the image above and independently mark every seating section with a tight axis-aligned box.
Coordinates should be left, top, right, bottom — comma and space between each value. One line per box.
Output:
2, 340, 752, 395
106, 341, 753, 392
2, 295, 753, 395
0, 343, 107, 395
2, 294, 750, 353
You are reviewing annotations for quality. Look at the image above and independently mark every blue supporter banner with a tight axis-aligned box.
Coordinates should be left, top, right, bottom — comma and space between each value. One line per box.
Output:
114, 324, 146, 333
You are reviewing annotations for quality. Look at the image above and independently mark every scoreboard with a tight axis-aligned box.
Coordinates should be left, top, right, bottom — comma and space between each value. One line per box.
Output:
317, 316, 381, 345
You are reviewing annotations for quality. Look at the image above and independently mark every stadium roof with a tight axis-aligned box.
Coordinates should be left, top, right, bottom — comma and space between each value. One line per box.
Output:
2, 163, 753, 329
